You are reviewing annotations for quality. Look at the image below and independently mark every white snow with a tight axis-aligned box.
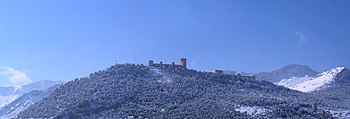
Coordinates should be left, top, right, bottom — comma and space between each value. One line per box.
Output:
328, 109, 350, 119
0, 80, 63, 108
150, 68, 172, 83
0, 80, 63, 118
0, 102, 32, 119
276, 76, 312, 88
0, 95, 19, 108
235, 106, 267, 116
276, 67, 345, 93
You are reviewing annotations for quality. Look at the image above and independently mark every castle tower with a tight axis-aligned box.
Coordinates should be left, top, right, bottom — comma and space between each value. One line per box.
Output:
237, 73, 242, 79
179, 58, 187, 68
149, 60, 154, 66
213, 70, 223, 74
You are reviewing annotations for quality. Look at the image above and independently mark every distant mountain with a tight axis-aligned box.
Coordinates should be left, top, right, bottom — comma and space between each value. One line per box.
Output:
17, 64, 333, 118
0, 87, 19, 108
0, 80, 63, 108
276, 67, 346, 93
0, 84, 61, 119
256, 64, 319, 83
276, 67, 350, 118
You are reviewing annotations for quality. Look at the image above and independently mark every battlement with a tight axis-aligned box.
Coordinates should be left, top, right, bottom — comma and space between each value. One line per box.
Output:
149, 58, 255, 80
149, 58, 187, 68
212, 70, 224, 74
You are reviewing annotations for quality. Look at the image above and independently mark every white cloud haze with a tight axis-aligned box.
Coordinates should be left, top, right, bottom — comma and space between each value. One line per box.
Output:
0, 67, 32, 86
294, 32, 307, 45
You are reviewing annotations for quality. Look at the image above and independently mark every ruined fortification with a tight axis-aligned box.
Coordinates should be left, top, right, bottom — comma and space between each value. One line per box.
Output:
149, 58, 187, 68
148, 58, 256, 80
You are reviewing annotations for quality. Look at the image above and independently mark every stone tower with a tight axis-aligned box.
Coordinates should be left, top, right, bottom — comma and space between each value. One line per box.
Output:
179, 58, 187, 68
149, 60, 154, 66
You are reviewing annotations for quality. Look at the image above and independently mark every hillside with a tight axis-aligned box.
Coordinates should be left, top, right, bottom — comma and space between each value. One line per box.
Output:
276, 67, 346, 93
16, 64, 333, 119
0, 80, 63, 108
312, 68, 350, 109
275, 67, 350, 118
0, 84, 61, 119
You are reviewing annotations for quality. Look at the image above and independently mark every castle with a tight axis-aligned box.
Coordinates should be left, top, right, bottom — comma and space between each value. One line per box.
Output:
149, 58, 187, 68
148, 58, 256, 80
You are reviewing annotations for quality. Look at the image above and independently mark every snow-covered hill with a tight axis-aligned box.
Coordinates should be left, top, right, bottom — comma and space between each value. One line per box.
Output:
0, 84, 61, 119
0, 80, 63, 108
0, 80, 63, 119
276, 67, 346, 93
276, 76, 313, 88
0, 95, 19, 109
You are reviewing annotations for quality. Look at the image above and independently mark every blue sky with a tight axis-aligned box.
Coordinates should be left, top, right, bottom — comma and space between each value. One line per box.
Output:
1, 0, 349, 85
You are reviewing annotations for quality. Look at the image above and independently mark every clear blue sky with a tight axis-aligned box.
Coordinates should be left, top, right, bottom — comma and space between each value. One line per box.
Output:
1, 0, 349, 85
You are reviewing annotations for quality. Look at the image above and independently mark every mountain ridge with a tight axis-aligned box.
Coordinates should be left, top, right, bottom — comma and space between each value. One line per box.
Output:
255, 64, 319, 83
276, 67, 348, 93
0, 80, 64, 118
0, 84, 61, 119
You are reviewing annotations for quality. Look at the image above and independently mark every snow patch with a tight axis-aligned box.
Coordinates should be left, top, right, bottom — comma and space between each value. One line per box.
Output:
235, 106, 267, 116
327, 109, 350, 119
276, 76, 312, 87
0, 95, 19, 108
150, 68, 172, 83
0, 80, 63, 118
276, 67, 345, 93
1, 103, 31, 119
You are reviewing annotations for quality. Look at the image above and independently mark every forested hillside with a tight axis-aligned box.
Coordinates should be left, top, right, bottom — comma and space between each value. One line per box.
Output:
17, 64, 332, 119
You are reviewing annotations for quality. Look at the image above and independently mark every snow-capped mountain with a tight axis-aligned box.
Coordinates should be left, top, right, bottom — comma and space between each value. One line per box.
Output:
256, 64, 319, 83
278, 67, 350, 118
275, 76, 313, 88
0, 80, 63, 108
0, 84, 61, 119
276, 67, 346, 93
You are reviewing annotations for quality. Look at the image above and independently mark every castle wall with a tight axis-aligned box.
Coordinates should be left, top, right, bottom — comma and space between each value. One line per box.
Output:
149, 58, 187, 68
179, 58, 187, 68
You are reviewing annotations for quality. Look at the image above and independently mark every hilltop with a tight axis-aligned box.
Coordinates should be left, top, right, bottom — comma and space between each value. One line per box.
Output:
17, 64, 331, 118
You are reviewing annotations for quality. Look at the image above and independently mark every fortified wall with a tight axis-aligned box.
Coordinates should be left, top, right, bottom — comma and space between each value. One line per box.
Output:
149, 58, 187, 68
149, 58, 255, 80
211, 69, 256, 80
